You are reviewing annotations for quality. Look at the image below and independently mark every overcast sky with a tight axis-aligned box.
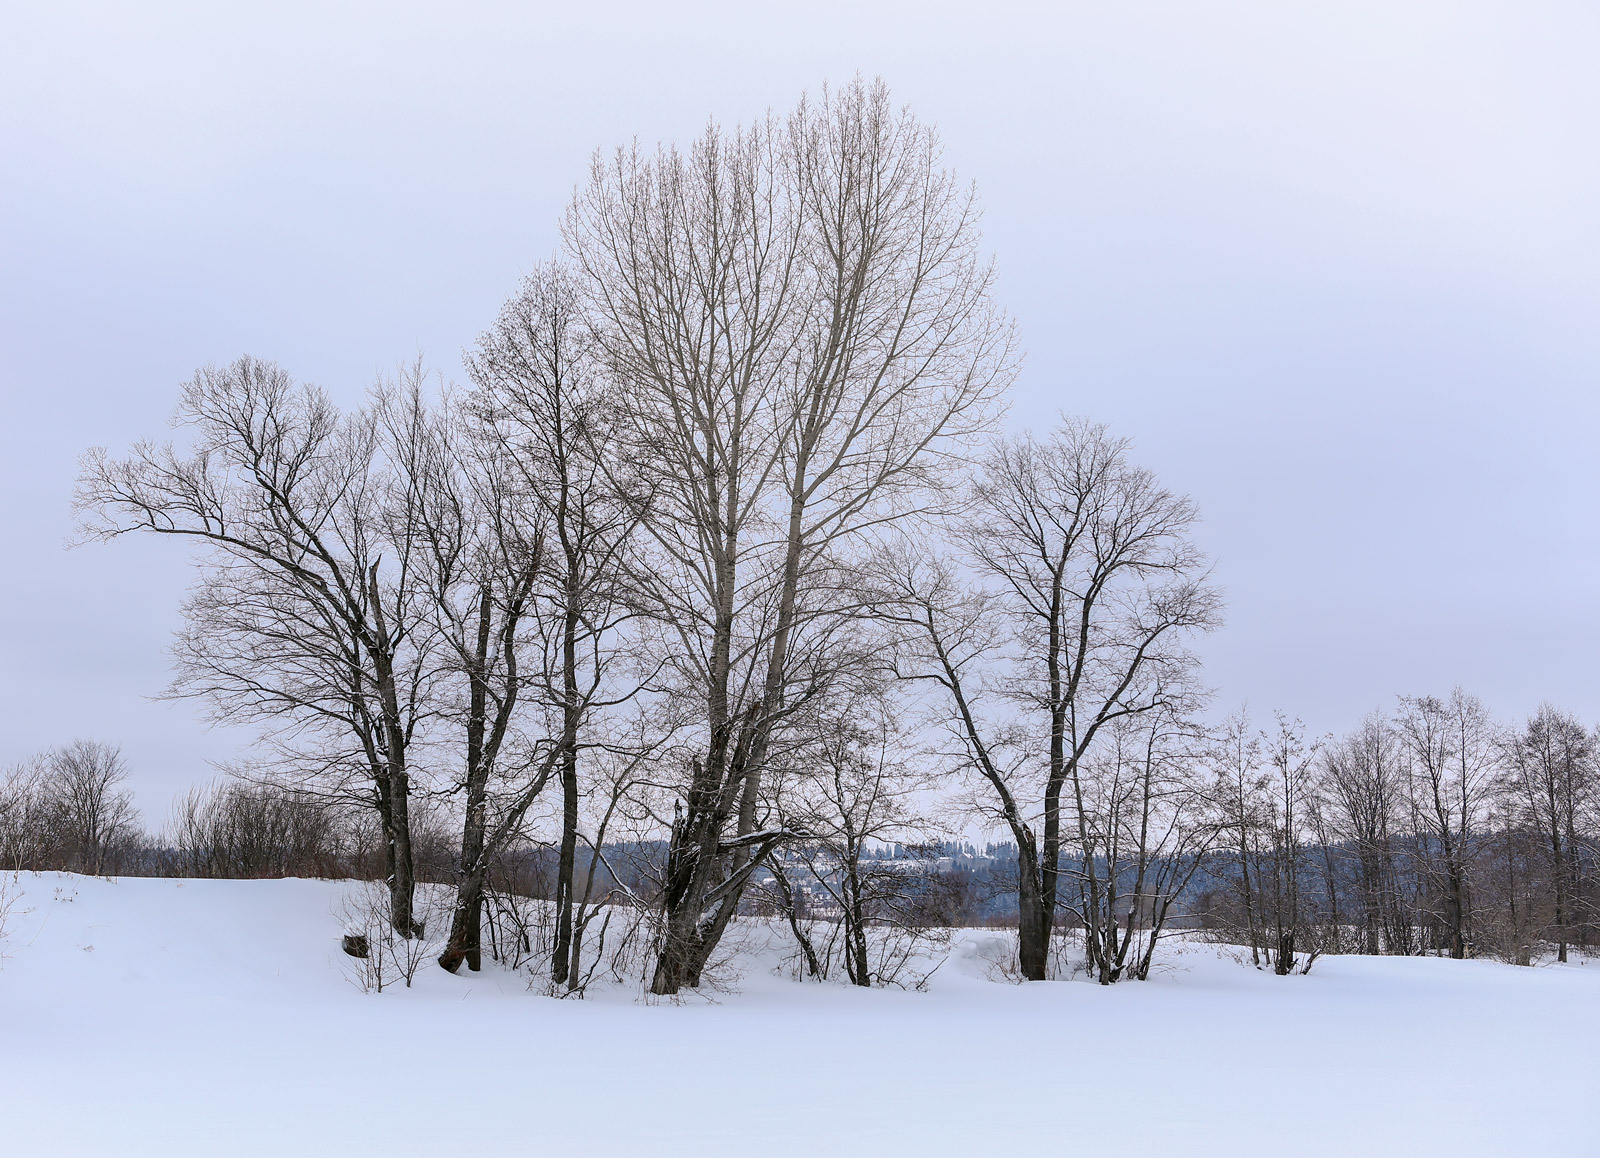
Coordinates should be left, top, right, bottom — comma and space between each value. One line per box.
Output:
3, 0, 1597, 816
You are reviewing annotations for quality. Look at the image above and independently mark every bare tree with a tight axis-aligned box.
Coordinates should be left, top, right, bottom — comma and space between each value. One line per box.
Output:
1208, 707, 1268, 965
1473, 798, 1546, 966
1068, 698, 1220, 982
881, 419, 1220, 981
766, 688, 949, 987
464, 261, 644, 984
1502, 704, 1593, 963
1321, 714, 1411, 955
41, 741, 140, 874
0, 756, 58, 872
77, 359, 432, 934
1202, 711, 1330, 972
1395, 689, 1494, 957
566, 77, 1014, 994
559, 733, 664, 994
0, 741, 142, 875
378, 369, 560, 972
1257, 713, 1322, 974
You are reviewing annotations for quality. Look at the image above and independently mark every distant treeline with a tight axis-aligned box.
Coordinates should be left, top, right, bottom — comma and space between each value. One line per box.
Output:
8, 714, 1594, 984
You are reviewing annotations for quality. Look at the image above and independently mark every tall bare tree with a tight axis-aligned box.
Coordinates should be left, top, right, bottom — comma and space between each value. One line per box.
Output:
566, 77, 1014, 994
881, 419, 1220, 981
77, 359, 431, 934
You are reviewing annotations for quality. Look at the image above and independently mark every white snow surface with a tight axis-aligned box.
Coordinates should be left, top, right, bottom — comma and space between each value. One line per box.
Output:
0, 873, 1595, 1156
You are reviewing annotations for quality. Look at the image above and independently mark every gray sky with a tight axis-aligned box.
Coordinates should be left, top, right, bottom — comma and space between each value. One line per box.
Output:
3, 0, 1597, 817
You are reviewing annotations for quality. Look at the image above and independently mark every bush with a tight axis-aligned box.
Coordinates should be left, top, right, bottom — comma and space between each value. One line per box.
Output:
167, 780, 348, 879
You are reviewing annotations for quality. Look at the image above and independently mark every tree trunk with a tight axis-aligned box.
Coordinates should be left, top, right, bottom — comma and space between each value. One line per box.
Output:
770, 858, 822, 979
439, 769, 488, 972
369, 564, 418, 937
1550, 820, 1568, 963
552, 743, 580, 986
439, 871, 485, 973
1015, 837, 1049, 982
1445, 849, 1468, 959
1274, 926, 1295, 976
382, 785, 417, 937
651, 747, 738, 995
649, 514, 742, 997
844, 850, 871, 987
549, 447, 588, 987
1239, 824, 1261, 966
440, 588, 494, 971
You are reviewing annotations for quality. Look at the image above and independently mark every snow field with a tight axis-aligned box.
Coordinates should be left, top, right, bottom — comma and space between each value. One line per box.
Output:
0, 873, 1594, 1156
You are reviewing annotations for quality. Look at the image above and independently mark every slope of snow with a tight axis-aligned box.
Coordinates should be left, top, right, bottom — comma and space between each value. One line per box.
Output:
0, 873, 1594, 1156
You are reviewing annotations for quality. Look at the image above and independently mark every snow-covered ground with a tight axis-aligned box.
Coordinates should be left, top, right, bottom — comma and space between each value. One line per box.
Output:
0, 873, 1594, 1157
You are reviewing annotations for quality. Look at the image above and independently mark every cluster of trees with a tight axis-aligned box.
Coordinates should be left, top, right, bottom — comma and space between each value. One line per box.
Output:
1205, 696, 1600, 972
0, 743, 454, 882
0, 740, 142, 875
54, 77, 1600, 990
75, 78, 1026, 994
